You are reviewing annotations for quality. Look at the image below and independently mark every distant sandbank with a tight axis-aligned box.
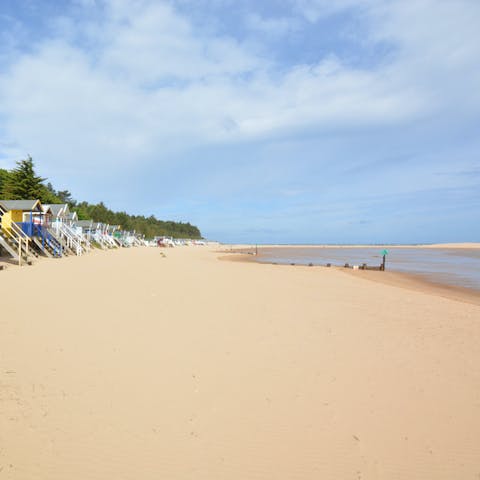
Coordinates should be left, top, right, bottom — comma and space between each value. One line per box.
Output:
223, 242, 480, 249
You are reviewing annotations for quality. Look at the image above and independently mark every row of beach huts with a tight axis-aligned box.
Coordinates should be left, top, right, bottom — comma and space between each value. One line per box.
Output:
0, 199, 151, 267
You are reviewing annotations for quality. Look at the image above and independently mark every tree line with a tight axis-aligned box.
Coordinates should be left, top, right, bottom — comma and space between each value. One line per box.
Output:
0, 157, 202, 239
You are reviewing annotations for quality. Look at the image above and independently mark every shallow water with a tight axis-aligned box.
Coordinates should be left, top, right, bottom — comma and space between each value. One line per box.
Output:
256, 247, 480, 291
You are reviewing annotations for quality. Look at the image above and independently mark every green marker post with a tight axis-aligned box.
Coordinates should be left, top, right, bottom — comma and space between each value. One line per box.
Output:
380, 249, 389, 271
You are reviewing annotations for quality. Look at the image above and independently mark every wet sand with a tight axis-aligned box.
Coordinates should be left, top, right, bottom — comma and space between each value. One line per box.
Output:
226, 244, 480, 296
2, 245, 480, 479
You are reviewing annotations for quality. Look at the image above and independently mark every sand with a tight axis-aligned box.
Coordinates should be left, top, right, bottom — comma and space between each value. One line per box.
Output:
1, 245, 480, 479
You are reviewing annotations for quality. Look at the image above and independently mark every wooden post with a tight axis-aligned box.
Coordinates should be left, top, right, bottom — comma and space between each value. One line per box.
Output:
18, 239, 22, 267
255, 244, 258, 255
382, 254, 386, 271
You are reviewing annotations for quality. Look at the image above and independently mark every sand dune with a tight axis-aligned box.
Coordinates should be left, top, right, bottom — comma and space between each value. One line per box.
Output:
1, 246, 480, 479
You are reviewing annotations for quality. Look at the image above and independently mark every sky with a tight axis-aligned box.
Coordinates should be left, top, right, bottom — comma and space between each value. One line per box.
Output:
0, 0, 479, 244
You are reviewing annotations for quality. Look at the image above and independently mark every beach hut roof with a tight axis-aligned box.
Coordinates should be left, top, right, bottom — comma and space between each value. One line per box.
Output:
43, 203, 70, 217
0, 199, 43, 212
75, 219, 94, 228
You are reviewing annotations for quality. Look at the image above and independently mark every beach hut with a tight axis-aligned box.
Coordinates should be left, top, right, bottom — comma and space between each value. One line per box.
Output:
71, 219, 98, 249
43, 203, 70, 222
66, 211, 78, 223
0, 199, 64, 258
44, 204, 87, 255
42, 203, 78, 225
82, 222, 119, 249
0, 199, 43, 229
0, 200, 34, 265
106, 225, 122, 247
73, 219, 94, 238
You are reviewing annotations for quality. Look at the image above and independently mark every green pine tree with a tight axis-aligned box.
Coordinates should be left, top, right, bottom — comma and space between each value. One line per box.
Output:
2, 156, 46, 200
0, 168, 11, 197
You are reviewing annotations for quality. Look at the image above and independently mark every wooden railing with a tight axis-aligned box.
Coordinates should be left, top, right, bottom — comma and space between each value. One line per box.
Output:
0, 205, 30, 266
52, 222, 85, 255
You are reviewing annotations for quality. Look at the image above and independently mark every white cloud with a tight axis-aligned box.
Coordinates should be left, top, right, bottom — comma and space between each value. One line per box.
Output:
98, 1, 261, 84
0, 0, 479, 183
371, 1, 480, 108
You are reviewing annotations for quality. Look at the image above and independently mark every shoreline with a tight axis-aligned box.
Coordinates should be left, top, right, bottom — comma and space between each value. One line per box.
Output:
220, 249, 480, 306
221, 242, 480, 249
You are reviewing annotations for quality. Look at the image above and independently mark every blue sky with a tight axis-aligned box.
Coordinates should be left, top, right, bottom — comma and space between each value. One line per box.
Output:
0, 0, 479, 243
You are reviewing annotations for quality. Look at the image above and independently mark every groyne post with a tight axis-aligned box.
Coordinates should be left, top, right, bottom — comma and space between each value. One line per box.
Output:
380, 249, 388, 271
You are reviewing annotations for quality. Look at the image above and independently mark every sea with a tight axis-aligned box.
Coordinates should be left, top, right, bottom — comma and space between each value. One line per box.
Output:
254, 246, 480, 291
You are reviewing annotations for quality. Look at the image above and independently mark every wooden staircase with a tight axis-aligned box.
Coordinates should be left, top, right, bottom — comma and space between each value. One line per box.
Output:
47, 227, 75, 256
0, 206, 33, 266
29, 227, 64, 258
51, 222, 89, 255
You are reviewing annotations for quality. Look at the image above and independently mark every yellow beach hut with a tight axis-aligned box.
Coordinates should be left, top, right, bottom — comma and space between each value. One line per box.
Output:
0, 200, 64, 258
0, 199, 44, 230
0, 199, 41, 264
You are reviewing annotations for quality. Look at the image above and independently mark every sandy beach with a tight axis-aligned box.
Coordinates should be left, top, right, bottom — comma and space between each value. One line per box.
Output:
2, 245, 480, 479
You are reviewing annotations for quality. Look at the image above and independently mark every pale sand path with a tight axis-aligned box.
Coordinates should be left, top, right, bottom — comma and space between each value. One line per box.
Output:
1, 246, 480, 479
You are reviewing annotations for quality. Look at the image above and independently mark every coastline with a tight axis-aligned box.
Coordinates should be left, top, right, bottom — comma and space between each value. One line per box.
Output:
2, 245, 480, 479
220, 246, 480, 306
221, 242, 480, 249
342, 268, 480, 307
